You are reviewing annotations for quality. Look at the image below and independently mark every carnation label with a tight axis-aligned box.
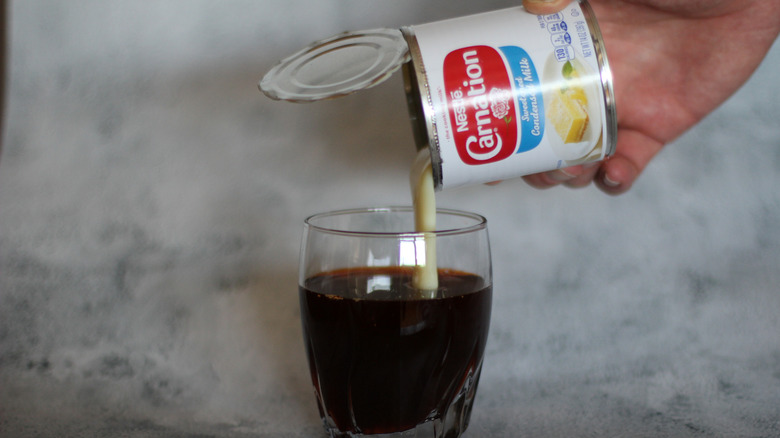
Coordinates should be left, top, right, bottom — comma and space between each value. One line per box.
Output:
402, 1, 616, 190
443, 45, 543, 165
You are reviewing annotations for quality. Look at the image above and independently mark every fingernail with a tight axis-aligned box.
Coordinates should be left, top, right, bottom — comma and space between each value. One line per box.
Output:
603, 174, 620, 187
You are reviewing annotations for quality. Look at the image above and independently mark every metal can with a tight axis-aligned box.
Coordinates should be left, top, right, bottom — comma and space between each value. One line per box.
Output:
402, 1, 615, 190
260, 0, 616, 191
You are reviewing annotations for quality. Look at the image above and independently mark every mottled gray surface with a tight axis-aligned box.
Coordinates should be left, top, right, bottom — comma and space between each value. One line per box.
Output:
1, 1, 779, 437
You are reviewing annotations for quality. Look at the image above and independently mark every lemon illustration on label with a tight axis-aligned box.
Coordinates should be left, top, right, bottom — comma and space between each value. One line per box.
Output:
548, 60, 590, 144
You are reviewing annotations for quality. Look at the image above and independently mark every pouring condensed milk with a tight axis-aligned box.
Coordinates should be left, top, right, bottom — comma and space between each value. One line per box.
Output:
409, 149, 438, 292
260, 0, 616, 287
261, 0, 616, 191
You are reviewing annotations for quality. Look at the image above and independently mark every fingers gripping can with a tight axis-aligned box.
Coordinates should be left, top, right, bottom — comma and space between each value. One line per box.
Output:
260, 0, 616, 191
402, 1, 616, 190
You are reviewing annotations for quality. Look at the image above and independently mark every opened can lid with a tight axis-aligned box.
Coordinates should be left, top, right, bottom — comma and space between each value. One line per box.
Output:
259, 28, 410, 102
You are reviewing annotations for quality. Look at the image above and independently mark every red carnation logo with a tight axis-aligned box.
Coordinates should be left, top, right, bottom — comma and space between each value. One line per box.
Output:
489, 88, 512, 121
443, 46, 518, 165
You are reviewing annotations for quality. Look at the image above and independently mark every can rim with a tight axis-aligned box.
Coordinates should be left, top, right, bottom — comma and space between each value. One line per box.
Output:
401, 27, 445, 191
579, 0, 618, 157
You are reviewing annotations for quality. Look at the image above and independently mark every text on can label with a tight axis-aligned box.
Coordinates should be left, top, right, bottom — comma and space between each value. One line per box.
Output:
443, 45, 546, 166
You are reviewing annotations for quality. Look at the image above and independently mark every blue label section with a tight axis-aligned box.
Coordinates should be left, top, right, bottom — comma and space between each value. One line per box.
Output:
499, 46, 545, 153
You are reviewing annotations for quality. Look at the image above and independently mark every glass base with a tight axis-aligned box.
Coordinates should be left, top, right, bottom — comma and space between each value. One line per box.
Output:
319, 370, 478, 438
321, 416, 470, 438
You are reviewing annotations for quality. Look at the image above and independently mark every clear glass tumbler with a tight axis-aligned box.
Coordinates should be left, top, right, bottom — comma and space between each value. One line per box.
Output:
298, 207, 492, 438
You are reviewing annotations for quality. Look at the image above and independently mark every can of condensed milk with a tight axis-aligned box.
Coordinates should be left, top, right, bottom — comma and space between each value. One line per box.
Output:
401, 1, 616, 190
260, 0, 616, 191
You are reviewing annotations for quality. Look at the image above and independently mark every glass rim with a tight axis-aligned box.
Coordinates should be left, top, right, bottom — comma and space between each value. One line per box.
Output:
303, 206, 487, 238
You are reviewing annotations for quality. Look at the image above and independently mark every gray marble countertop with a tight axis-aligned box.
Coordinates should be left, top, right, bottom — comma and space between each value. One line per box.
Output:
2, 1, 779, 436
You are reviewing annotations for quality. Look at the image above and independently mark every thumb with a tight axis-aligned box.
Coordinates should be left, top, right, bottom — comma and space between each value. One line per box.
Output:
522, 0, 570, 15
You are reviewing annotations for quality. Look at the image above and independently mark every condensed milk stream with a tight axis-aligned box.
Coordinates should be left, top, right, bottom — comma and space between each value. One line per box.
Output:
410, 148, 438, 293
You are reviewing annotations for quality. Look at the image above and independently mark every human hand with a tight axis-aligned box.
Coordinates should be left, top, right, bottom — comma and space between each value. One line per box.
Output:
522, 0, 780, 194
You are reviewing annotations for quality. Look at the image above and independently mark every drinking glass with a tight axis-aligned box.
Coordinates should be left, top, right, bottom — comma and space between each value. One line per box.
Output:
298, 207, 492, 438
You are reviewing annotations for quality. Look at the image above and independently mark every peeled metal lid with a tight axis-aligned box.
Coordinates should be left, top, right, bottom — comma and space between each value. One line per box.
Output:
259, 28, 410, 102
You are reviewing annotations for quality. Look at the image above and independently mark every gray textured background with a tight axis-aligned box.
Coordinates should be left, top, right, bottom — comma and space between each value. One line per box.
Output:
1, 1, 779, 436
